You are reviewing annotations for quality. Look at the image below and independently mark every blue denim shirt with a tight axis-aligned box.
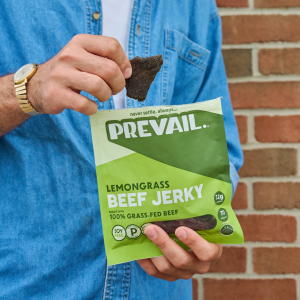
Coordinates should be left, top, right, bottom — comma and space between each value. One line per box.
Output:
0, 0, 243, 299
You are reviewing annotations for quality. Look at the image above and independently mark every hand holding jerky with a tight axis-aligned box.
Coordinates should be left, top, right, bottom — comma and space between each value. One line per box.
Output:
125, 55, 163, 101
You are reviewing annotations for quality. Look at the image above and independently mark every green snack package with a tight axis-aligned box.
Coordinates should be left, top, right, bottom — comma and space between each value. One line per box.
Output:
90, 98, 244, 266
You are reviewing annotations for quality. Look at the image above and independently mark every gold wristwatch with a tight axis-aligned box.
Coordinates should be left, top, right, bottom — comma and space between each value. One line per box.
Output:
13, 63, 40, 116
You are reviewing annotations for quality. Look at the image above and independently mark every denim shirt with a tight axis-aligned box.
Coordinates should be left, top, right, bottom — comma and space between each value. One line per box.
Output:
0, 0, 243, 299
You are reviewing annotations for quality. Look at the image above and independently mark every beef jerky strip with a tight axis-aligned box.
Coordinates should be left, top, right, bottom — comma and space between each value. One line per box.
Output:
152, 215, 217, 234
125, 55, 163, 101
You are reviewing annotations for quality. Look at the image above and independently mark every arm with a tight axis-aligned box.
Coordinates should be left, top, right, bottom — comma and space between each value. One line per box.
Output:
0, 34, 132, 137
0, 74, 30, 136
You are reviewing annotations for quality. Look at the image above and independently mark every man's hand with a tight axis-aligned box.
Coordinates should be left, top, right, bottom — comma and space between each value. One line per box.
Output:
28, 34, 132, 116
138, 225, 222, 281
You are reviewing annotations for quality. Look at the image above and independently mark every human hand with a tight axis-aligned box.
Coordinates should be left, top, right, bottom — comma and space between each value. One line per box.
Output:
138, 225, 222, 281
27, 34, 132, 115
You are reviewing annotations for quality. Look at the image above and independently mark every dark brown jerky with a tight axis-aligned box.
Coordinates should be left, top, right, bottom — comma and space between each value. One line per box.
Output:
125, 55, 163, 101
152, 215, 217, 234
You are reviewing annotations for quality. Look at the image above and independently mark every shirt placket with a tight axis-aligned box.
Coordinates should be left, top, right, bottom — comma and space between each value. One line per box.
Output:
103, 0, 153, 298
81, 0, 152, 297
83, 0, 115, 110
83, 0, 136, 299
102, 262, 131, 300
126, 0, 152, 109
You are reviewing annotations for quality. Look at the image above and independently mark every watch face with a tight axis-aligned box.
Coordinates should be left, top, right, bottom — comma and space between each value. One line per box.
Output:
14, 64, 35, 82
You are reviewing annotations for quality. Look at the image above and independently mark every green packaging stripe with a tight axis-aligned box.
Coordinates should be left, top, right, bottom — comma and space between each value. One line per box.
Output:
90, 98, 244, 266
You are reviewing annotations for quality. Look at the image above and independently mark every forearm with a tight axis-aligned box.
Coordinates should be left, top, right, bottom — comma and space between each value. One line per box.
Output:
0, 35, 134, 138
0, 74, 30, 137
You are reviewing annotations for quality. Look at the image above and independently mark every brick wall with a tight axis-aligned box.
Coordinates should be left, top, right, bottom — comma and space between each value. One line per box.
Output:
192, 1, 300, 299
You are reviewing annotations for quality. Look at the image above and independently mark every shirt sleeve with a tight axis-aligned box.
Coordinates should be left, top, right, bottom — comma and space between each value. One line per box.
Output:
195, 11, 244, 198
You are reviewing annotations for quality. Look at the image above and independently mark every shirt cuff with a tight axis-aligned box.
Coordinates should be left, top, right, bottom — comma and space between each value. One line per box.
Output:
230, 161, 239, 200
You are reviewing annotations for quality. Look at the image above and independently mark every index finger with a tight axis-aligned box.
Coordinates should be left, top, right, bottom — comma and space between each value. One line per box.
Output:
144, 225, 196, 266
175, 227, 222, 262
72, 34, 132, 78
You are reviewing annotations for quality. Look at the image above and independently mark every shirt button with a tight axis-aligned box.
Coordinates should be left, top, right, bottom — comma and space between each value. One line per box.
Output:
93, 12, 100, 20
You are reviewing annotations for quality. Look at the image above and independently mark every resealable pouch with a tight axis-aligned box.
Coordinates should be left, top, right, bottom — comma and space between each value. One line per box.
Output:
90, 98, 244, 265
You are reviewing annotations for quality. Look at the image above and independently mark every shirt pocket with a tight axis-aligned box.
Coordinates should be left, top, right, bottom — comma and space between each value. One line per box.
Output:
161, 29, 211, 105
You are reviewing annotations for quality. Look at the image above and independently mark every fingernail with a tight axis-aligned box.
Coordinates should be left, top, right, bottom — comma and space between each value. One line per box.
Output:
145, 228, 157, 239
176, 228, 187, 240
124, 67, 132, 79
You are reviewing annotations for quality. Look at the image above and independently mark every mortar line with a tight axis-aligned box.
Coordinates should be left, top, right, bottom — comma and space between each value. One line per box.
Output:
223, 243, 300, 247
235, 210, 300, 215
252, 48, 260, 77
296, 211, 300, 244
198, 277, 204, 300
296, 274, 300, 300
247, 113, 256, 145
247, 176, 254, 211
228, 75, 300, 82
248, 0, 254, 9
241, 143, 300, 150
222, 42, 300, 49
234, 109, 300, 115
202, 273, 299, 279
297, 146, 300, 178
237, 176, 300, 183
241, 139, 300, 147
222, 43, 300, 49
295, 275, 300, 300
219, 8, 300, 15
247, 246, 253, 274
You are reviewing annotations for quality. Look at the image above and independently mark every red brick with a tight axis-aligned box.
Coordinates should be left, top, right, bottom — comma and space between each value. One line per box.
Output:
255, 0, 300, 7
192, 278, 198, 300
209, 247, 246, 273
204, 279, 296, 300
259, 48, 300, 75
235, 116, 247, 144
255, 115, 300, 143
237, 215, 297, 242
239, 148, 297, 177
229, 82, 300, 109
223, 49, 252, 78
232, 183, 248, 210
222, 15, 300, 44
253, 248, 300, 274
254, 182, 300, 210
216, 0, 248, 7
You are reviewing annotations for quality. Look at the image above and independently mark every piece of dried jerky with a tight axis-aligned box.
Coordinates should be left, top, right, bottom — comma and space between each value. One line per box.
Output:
125, 55, 163, 101
152, 215, 217, 234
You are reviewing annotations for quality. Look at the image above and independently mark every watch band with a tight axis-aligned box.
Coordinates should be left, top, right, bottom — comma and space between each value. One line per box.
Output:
14, 64, 41, 116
